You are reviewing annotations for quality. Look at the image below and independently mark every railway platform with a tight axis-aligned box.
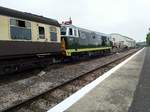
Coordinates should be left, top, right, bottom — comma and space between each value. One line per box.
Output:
48, 47, 149, 112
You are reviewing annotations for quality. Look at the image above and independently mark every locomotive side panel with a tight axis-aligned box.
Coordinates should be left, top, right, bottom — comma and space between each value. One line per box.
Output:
95, 33, 102, 47
78, 29, 89, 48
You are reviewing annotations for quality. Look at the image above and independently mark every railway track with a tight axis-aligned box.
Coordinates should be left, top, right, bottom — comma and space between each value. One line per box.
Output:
0, 49, 139, 112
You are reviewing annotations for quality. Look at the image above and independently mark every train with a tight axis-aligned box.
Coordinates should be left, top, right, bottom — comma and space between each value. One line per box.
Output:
110, 33, 136, 49
0, 6, 136, 74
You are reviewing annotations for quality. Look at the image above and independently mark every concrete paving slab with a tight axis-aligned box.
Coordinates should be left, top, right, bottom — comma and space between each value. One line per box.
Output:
65, 48, 145, 112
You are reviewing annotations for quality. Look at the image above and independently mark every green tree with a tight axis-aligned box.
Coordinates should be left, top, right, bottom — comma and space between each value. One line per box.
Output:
146, 33, 150, 45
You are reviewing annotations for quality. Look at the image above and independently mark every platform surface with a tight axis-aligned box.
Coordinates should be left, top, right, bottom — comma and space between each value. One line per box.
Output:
129, 47, 150, 112
65, 48, 146, 112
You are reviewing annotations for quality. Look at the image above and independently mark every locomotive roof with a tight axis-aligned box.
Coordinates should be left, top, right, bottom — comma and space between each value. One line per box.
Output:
0, 6, 60, 27
78, 27, 110, 37
61, 24, 110, 36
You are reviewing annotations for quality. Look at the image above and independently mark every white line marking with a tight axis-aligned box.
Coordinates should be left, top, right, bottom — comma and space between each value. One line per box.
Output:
47, 48, 145, 112
38, 71, 46, 77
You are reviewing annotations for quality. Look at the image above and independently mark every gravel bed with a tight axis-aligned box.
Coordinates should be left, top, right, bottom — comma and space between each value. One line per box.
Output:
0, 49, 138, 111
12, 50, 135, 112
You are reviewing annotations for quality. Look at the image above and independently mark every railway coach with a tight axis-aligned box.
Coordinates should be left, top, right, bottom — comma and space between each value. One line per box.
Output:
110, 33, 136, 49
0, 6, 61, 74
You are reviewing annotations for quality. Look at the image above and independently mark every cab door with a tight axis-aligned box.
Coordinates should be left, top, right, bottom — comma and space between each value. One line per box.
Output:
67, 28, 78, 50
101, 36, 107, 46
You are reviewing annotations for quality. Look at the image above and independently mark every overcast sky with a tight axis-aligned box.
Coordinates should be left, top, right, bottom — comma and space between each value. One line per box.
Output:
1, 0, 149, 42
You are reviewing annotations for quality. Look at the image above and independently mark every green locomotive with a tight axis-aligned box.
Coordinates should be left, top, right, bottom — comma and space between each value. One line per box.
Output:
61, 24, 112, 56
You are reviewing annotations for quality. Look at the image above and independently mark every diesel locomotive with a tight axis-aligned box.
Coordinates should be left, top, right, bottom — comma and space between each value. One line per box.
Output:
60, 22, 112, 57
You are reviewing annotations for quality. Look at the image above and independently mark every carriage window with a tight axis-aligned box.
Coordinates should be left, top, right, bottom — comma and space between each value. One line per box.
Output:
69, 28, 73, 35
10, 19, 31, 40
50, 27, 57, 41
39, 26, 45, 39
10, 19, 17, 26
18, 20, 25, 27
10, 19, 31, 29
50, 32, 57, 41
26, 21, 31, 28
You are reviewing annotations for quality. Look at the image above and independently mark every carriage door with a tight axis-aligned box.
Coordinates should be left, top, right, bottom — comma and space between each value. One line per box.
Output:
38, 25, 46, 41
73, 29, 78, 51
68, 28, 78, 50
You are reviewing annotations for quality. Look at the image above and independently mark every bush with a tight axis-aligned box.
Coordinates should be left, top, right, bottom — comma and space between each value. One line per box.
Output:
146, 33, 150, 45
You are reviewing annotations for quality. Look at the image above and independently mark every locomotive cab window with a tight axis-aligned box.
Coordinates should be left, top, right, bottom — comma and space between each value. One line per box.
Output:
61, 26, 67, 35
74, 30, 77, 36
38, 26, 45, 39
69, 28, 73, 35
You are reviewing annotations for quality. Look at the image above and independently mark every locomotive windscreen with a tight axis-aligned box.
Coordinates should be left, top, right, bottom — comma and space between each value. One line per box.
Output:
61, 27, 67, 35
